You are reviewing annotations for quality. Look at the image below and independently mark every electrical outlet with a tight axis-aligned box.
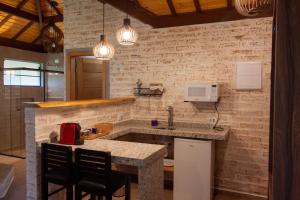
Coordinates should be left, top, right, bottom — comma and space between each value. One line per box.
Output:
209, 117, 216, 124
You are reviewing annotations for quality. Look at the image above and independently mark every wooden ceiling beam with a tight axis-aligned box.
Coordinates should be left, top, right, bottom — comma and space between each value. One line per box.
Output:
0, 3, 63, 23
12, 21, 34, 40
154, 7, 273, 28
166, 0, 177, 16
193, 0, 202, 13
16, 0, 31, 9
32, 35, 41, 44
101, 0, 157, 26
35, 0, 43, 30
0, 37, 45, 52
0, 15, 11, 27
0, 0, 30, 28
131, 0, 156, 16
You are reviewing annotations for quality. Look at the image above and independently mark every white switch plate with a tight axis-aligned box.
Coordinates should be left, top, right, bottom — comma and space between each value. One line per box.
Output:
235, 61, 262, 90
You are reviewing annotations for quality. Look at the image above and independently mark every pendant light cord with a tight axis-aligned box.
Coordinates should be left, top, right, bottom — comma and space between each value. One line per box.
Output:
102, 1, 105, 35
126, 0, 128, 18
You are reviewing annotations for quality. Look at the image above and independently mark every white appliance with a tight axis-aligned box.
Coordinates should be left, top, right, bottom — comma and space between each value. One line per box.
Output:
184, 83, 219, 102
235, 61, 262, 90
174, 138, 215, 200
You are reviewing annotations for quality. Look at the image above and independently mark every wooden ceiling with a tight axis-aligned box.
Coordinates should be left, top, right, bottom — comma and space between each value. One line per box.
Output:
0, 0, 63, 53
0, 0, 272, 52
104, 0, 273, 28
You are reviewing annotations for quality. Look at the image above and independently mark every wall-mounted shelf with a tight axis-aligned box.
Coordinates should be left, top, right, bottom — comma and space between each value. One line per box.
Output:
134, 88, 164, 97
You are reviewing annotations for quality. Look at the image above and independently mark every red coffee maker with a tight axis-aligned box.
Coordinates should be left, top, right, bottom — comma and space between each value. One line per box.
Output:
60, 123, 84, 145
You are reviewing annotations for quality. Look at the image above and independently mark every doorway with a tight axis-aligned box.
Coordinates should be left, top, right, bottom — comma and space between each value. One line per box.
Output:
67, 50, 109, 100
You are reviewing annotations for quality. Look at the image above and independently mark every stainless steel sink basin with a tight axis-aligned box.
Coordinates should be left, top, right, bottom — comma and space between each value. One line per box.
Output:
113, 132, 174, 159
155, 127, 176, 130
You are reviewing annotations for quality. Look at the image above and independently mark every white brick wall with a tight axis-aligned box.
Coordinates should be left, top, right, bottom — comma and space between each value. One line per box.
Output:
63, 0, 272, 196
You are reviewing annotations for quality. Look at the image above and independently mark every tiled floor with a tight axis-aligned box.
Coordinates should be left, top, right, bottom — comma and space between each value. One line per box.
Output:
0, 155, 26, 200
0, 155, 264, 200
0, 147, 26, 158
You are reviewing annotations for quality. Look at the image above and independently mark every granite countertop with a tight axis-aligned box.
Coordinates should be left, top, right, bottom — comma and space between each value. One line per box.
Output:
37, 120, 229, 168
71, 140, 166, 167
38, 139, 166, 167
104, 119, 230, 141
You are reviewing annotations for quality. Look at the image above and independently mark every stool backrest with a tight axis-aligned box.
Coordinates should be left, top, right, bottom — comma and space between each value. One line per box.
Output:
41, 143, 73, 179
75, 148, 111, 187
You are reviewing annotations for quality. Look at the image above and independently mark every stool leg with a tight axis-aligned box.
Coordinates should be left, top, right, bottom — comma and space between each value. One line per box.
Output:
66, 185, 73, 200
125, 176, 131, 200
75, 185, 81, 200
106, 192, 112, 200
41, 178, 48, 200
97, 195, 103, 200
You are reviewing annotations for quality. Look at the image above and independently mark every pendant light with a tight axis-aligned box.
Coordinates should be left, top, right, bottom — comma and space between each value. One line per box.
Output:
93, 1, 115, 60
41, 0, 63, 53
116, 1, 138, 46
234, 0, 272, 17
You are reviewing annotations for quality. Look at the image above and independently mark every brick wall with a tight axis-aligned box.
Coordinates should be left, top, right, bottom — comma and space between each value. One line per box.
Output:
64, 0, 272, 196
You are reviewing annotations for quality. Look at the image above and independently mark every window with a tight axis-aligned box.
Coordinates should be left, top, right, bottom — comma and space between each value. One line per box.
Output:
3, 59, 43, 86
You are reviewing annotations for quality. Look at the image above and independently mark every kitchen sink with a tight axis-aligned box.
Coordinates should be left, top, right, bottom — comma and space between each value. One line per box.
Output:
156, 127, 167, 130
113, 132, 174, 159
155, 127, 176, 130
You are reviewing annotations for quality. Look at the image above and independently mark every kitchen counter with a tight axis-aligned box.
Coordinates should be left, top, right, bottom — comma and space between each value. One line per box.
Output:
25, 97, 135, 108
105, 119, 230, 141
63, 139, 166, 167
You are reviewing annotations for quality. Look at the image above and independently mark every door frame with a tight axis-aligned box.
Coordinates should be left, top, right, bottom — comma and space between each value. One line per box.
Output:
65, 48, 108, 100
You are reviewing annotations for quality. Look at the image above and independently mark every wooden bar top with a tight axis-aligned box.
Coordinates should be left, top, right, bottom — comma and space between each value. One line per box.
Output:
25, 97, 135, 108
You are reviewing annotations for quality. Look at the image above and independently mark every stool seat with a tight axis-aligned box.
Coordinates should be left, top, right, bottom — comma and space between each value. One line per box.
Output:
75, 148, 131, 200
78, 172, 127, 192
45, 171, 69, 184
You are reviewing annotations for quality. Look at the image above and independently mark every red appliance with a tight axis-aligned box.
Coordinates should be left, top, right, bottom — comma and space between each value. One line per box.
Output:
60, 123, 83, 145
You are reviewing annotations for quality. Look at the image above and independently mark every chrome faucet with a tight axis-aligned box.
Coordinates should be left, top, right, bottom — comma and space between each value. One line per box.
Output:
166, 106, 175, 130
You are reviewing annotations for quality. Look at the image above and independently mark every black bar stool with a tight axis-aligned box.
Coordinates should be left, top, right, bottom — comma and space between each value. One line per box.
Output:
41, 143, 74, 200
74, 148, 131, 200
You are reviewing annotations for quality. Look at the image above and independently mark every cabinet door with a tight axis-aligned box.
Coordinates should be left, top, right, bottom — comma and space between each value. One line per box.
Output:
174, 138, 213, 200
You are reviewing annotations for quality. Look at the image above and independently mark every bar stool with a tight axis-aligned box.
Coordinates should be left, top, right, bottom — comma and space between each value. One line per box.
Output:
41, 143, 74, 200
74, 148, 130, 200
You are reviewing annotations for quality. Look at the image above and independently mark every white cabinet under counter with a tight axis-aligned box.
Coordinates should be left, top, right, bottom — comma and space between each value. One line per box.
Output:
174, 138, 215, 200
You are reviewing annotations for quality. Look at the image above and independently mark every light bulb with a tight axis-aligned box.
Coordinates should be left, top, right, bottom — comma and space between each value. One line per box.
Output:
122, 30, 132, 40
99, 46, 109, 55
116, 18, 138, 46
93, 35, 115, 60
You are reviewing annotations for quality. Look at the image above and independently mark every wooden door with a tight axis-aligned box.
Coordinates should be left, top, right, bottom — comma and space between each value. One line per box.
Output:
270, 0, 300, 199
75, 58, 105, 100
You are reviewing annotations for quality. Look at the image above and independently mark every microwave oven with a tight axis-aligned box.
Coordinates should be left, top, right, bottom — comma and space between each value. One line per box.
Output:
184, 83, 219, 102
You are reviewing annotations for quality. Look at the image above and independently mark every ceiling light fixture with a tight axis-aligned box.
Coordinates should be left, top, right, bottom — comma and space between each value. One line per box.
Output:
93, 1, 115, 60
116, 1, 138, 46
41, 0, 63, 53
234, 0, 272, 17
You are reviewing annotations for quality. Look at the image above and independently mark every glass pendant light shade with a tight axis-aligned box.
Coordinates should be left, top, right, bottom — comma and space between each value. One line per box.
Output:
234, 0, 272, 17
93, 35, 115, 60
116, 18, 138, 46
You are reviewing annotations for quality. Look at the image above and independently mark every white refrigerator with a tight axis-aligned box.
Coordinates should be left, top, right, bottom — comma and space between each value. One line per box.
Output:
174, 138, 215, 200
